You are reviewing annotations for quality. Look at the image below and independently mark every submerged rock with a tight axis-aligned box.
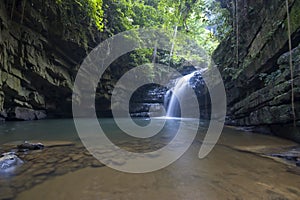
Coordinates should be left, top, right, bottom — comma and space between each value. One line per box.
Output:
17, 141, 44, 151
0, 187, 15, 200
0, 152, 23, 171
269, 146, 300, 167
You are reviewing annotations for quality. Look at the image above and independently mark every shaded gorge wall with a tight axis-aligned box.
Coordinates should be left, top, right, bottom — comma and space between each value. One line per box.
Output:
213, 0, 300, 141
0, 0, 138, 120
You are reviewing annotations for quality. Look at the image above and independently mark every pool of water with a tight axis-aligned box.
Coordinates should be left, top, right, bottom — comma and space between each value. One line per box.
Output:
0, 119, 79, 144
0, 118, 300, 200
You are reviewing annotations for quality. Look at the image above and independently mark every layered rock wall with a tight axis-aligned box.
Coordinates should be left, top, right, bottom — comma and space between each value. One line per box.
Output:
0, 0, 113, 120
213, 0, 300, 141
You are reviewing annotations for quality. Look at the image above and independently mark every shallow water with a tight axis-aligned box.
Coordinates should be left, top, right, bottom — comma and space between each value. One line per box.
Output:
0, 118, 300, 200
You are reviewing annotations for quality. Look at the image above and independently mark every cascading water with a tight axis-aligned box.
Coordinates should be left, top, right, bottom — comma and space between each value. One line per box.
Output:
165, 71, 198, 117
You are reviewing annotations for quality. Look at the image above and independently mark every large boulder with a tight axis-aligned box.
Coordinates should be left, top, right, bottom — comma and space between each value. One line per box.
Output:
7, 107, 46, 121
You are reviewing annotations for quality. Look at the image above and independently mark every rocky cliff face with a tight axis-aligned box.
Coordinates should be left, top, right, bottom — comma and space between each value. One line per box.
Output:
0, 0, 117, 120
0, 0, 177, 121
213, 0, 300, 141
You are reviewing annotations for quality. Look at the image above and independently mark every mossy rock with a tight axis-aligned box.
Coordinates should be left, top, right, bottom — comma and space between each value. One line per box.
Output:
285, 0, 300, 34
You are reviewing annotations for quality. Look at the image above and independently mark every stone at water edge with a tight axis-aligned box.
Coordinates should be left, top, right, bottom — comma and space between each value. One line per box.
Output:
91, 160, 105, 168
0, 152, 24, 170
17, 141, 44, 151
6, 107, 47, 121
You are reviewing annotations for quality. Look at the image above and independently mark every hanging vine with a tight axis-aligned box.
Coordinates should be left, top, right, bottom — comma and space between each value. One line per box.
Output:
235, 0, 239, 68
21, 0, 27, 24
168, 23, 179, 71
286, 0, 296, 127
10, 0, 16, 20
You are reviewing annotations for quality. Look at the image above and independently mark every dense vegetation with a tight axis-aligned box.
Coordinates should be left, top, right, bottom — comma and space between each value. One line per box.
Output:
56, 0, 231, 55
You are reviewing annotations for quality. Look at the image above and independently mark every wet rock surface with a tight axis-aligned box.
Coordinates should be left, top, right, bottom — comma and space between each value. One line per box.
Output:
0, 152, 23, 171
1, 128, 299, 200
229, 143, 300, 169
0, 142, 106, 200
269, 146, 300, 167
0, 139, 174, 200
17, 142, 44, 151
129, 84, 167, 117
14, 138, 300, 200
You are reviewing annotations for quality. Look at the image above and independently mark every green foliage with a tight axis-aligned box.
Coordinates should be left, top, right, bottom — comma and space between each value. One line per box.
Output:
57, 0, 104, 31
286, 0, 300, 34
56, 0, 233, 79
204, 0, 232, 41
56, 0, 232, 54
102, 0, 224, 53
223, 67, 242, 80
87, 0, 104, 30
259, 69, 282, 86
58, 0, 232, 56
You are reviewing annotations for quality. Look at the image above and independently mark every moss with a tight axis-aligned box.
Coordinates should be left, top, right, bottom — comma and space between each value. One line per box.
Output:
285, 0, 300, 34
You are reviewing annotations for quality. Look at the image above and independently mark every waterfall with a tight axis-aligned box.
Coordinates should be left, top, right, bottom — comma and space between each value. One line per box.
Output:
165, 72, 197, 117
